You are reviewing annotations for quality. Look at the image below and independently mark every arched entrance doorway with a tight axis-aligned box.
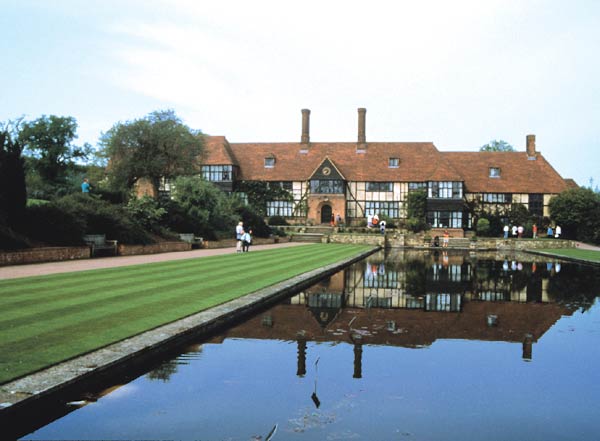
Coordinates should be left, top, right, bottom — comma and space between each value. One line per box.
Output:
320, 204, 332, 224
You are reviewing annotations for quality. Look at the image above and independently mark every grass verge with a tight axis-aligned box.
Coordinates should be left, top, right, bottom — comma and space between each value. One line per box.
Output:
0, 243, 372, 384
540, 248, 600, 263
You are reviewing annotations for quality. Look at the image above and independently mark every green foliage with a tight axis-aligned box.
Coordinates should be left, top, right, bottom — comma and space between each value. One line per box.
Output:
480, 140, 515, 152
549, 187, 600, 244
506, 203, 531, 226
16, 193, 154, 245
378, 214, 396, 229
236, 181, 293, 216
476, 218, 491, 236
126, 196, 167, 233
172, 176, 241, 239
406, 189, 427, 232
0, 120, 27, 227
159, 199, 200, 234
18, 115, 91, 198
236, 205, 271, 238
56, 194, 154, 244
100, 109, 203, 195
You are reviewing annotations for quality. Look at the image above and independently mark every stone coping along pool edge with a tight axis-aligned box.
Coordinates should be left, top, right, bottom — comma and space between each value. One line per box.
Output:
0, 246, 380, 425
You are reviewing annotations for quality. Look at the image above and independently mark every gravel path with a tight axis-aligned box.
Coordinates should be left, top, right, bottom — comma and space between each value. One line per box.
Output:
0, 242, 310, 280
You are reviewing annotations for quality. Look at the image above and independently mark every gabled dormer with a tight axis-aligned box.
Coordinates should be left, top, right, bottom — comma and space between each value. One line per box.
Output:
309, 157, 346, 194
309, 157, 345, 180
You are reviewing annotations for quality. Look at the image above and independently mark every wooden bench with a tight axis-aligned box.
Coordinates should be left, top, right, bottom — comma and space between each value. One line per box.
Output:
83, 234, 118, 257
179, 233, 204, 249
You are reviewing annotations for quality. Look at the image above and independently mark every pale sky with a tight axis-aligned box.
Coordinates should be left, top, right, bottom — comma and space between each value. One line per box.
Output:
1, 0, 599, 187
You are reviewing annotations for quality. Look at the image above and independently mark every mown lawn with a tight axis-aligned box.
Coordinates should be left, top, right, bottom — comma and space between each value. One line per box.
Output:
0, 243, 372, 384
542, 248, 600, 263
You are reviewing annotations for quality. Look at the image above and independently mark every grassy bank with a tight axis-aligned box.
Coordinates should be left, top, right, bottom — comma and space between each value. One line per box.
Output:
541, 248, 600, 263
0, 243, 372, 384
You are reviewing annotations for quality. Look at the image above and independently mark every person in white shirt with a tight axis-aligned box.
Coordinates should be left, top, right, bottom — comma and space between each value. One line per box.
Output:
241, 229, 252, 252
235, 221, 244, 253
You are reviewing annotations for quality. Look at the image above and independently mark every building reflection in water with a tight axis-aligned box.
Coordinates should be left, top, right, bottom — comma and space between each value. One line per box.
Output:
211, 249, 583, 378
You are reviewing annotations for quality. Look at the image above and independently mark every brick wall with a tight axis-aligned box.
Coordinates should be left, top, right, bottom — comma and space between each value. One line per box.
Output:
117, 241, 191, 256
0, 247, 90, 266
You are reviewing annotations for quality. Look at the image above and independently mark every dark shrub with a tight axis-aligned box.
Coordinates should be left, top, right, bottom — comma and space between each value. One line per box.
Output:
54, 193, 154, 244
237, 206, 271, 238
476, 218, 491, 236
268, 215, 289, 226
18, 203, 86, 246
160, 199, 200, 234
0, 224, 31, 250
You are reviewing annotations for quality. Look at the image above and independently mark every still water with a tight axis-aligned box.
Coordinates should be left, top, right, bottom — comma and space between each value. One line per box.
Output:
21, 250, 600, 441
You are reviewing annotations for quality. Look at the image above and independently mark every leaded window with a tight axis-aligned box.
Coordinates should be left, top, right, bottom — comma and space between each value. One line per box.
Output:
366, 182, 393, 192
428, 181, 463, 199
482, 193, 512, 203
365, 201, 400, 218
310, 179, 344, 194
201, 165, 232, 182
267, 201, 294, 216
427, 210, 463, 228
529, 193, 543, 216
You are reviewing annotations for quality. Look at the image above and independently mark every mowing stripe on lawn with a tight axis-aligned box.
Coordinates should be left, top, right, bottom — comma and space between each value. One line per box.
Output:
0, 243, 372, 384
0, 246, 346, 335
0, 246, 336, 323
1, 244, 351, 332
0, 244, 324, 298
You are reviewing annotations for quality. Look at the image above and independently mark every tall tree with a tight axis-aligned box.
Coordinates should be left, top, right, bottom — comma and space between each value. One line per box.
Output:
100, 110, 203, 196
549, 187, 600, 244
480, 140, 515, 152
19, 115, 89, 191
0, 119, 27, 226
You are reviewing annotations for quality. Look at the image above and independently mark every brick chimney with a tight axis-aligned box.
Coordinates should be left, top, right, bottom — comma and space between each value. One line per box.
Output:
357, 108, 366, 143
526, 134, 536, 159
301, 109, 310, 144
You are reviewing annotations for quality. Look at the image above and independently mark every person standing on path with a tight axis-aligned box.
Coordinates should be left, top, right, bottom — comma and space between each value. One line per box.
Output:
511, 225, 518, 238
555, 225, 562, 238
236, 221, 244, 253
532, 224, 538, 239
503, 225, 509, 239
547, 225, 553, 238
241, 229, 252, 252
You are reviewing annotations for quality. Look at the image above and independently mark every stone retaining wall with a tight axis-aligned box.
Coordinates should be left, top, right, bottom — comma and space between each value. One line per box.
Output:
329, 233, 386, 247
0, 246, 90, 266
117, 241, 191, 256
203, 237, 282, 249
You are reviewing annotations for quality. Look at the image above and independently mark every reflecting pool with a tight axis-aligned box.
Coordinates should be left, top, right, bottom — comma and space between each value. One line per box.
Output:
20, 250, 600, 440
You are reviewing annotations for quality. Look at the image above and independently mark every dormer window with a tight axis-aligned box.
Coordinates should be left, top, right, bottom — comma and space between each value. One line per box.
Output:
389, 157, 399, 168
264, 156, 275, 168
489, 167, 501, 178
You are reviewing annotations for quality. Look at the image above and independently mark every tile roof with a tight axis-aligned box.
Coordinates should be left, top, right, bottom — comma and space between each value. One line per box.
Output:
201, 136, 238, 166
200, 136, 571, 194
226, 141, 444, 182
443, 151, 570, 193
